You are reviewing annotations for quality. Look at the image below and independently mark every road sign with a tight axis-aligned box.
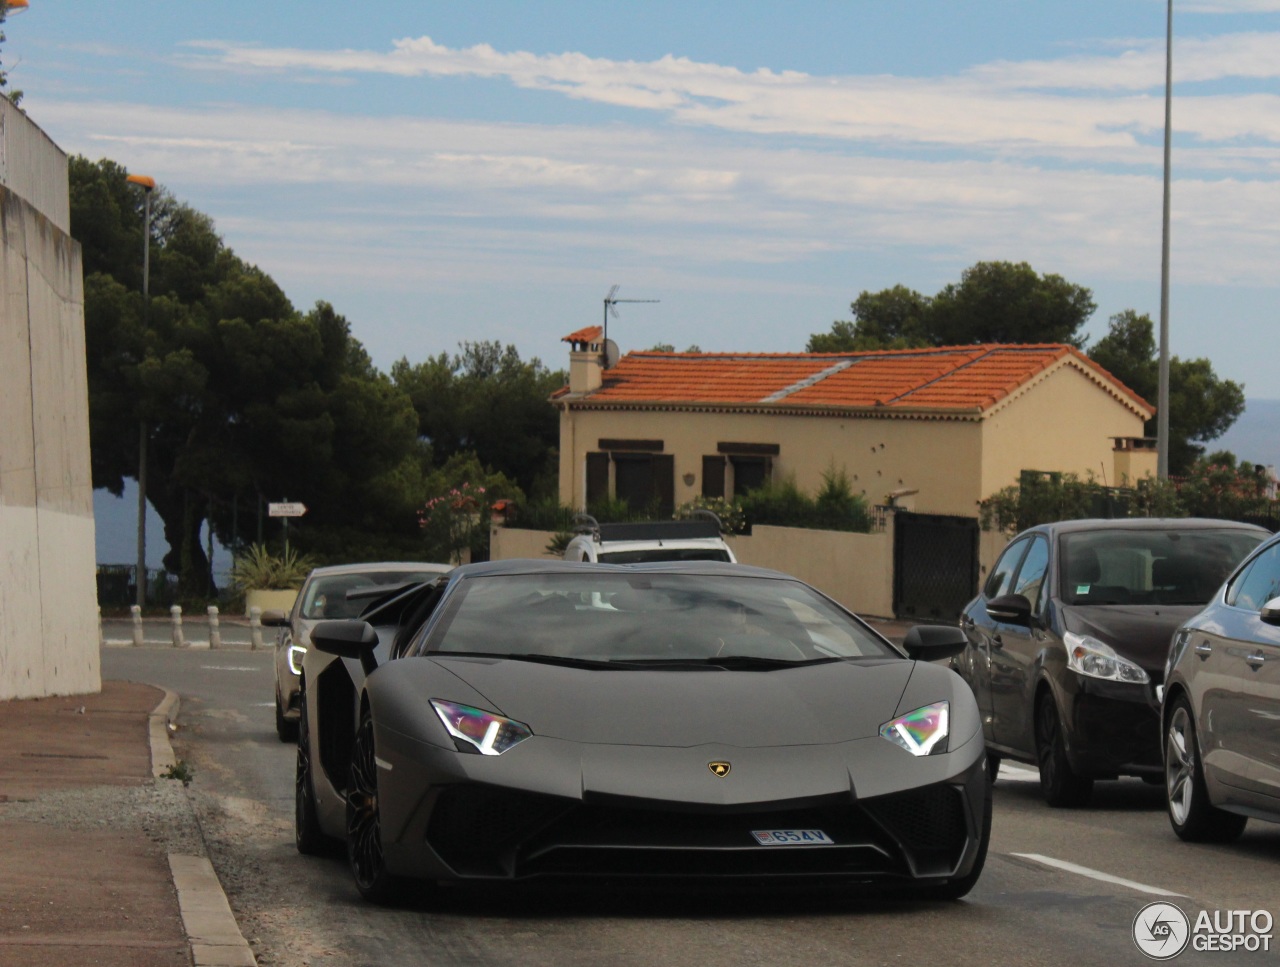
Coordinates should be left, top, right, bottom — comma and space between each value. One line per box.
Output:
268, 502, 308, 518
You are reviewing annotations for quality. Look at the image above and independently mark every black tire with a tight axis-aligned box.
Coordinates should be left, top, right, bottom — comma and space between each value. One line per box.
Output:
1165, 697, 1247, 843
1035, 692, 1093, 808
295, 678, 328, 855
347, 712, 402, 904
918, 777, 992, 901
275, 692, 298, 743
986, 751, 1001, 782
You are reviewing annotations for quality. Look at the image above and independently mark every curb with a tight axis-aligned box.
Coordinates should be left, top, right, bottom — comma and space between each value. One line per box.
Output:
149, 689, 258, 967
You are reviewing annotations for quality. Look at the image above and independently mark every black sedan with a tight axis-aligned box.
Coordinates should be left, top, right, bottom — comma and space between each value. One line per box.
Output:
295, 560, 990, 903
955, 518, 1265, 807
1163, 530, 1280, 842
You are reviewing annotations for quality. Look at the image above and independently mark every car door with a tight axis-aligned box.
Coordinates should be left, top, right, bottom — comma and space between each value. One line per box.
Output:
988, 535, 1050, 754
1219, 543, 1280, 803
960, 536, 1031, 748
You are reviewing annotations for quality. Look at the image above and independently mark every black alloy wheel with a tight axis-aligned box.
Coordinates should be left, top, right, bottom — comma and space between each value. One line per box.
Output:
295, 677, 327, 855
1165, 697, 1247, 843
1035, 692, 1093, 808
347, 712, 399, 903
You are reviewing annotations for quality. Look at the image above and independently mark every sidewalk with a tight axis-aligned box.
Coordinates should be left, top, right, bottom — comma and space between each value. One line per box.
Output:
0, 682, 255, 967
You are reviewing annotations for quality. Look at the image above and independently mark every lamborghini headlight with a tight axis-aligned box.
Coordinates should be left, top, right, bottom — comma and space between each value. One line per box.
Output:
879, 701, 949, 756
430, 700, 533, 756
287, 644, 307, 676
1064, 632, 1149, 684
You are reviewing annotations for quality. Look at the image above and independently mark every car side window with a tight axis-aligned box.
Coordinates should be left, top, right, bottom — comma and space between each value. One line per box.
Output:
1227, 542, 1280, 612
1011, 536, 1050, 611
984, 537, 1030, 600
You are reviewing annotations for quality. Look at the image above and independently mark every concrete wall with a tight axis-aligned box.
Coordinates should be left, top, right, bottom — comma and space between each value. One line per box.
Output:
490, 522, 895, 618
0, 101, 99, 699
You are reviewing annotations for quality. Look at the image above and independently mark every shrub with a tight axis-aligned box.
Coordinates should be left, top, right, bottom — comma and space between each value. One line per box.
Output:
229, 544, 315, 591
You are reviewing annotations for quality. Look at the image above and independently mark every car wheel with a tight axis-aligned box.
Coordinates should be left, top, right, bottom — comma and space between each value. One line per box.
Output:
986, 751, 1001, 782
347, 711, 401, 904
295, 678, 328, 855
918, 777, 992, 901
275, 692, 298, 743
1035, 693, 1093, 808
1165, 697, 1247, 843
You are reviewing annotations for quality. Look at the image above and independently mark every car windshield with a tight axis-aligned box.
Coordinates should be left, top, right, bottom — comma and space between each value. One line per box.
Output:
598, 548, 732, 564
423, 572, 896, 664
1059, 528, 1264, 606
301, 571, 439, 619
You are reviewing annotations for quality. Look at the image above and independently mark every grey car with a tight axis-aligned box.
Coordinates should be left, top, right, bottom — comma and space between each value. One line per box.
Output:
1163, 529, 1280, 842
263, 561, 451, 740
295, 559, 990, 904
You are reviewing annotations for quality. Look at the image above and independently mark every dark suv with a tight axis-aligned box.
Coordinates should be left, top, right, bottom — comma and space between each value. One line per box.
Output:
955, 518, 1266, 807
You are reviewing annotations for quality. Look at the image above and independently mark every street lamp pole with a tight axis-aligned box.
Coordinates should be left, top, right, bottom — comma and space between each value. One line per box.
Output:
127, 173, 156, 608
1157, 0, 1173, 479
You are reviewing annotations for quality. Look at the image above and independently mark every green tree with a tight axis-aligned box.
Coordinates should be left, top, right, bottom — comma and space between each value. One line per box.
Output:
392, 341, 565, 500
1089, 310, 1245, 473
72, 157, 425, 596
1, 1, 23, 106
807, 262, 1094, 352
807, 286, 932, 352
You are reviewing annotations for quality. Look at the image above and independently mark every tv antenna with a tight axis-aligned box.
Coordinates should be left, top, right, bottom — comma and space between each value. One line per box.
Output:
602, 285, 658, 369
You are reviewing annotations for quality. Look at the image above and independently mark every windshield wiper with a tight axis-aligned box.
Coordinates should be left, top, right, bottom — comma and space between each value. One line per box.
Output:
433, 651, 622, 670
619, 656, 839, 671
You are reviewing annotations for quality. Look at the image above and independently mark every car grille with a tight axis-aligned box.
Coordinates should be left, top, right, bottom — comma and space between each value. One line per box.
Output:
424, 783, 970, 882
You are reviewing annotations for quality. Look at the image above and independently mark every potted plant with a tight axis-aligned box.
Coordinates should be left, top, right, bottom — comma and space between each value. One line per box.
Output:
230, 544, 314, 616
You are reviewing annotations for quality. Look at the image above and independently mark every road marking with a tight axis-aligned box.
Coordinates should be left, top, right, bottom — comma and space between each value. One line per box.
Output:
200, 665, 259, 672
999, 765, 1040, 783
1010, 853, 1187, 897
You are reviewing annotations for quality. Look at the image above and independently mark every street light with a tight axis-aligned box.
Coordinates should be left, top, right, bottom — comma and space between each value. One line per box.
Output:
1157, 0, 1173, 479
127, 172, 155, 608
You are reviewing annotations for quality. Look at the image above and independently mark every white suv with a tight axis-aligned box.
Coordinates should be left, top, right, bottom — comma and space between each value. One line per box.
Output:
564, 514, 736, 564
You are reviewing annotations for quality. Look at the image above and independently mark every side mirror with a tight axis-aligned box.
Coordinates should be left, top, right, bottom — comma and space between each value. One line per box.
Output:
986, 593, 1032, 626
311, 620, 381, 675
1261, 597, 1280, 626
259, 609, 290, 628
901, 624, 969, 661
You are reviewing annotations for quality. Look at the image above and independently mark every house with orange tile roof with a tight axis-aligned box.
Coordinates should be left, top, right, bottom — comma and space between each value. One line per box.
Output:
553, 329, 1156, 520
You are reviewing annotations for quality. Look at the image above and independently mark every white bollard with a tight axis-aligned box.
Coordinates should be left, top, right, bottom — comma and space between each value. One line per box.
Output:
170, 604, 185, 648
207, 605, 222, 649
131, 604, 144, 647
249, 606, 263, 651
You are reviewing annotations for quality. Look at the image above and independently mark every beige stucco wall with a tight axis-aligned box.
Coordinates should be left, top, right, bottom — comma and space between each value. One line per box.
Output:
0, 102, 99, 700
977, 361, 1150, 497
489, 523, 895, 617
559, 406, 987, 518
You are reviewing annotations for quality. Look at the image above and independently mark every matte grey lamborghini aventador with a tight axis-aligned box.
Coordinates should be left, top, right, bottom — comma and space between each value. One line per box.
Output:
295, 560, 991, 903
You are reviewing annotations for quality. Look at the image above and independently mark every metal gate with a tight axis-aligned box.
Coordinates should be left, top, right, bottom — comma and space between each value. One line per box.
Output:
893, 512, 980, 622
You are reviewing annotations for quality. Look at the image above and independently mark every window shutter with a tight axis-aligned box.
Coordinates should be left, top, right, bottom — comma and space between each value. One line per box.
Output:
586, 452, 610, 506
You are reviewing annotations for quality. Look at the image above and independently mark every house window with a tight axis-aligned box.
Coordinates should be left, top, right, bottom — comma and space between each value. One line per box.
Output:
585, 448, 674, 516
716, 442, 778, 499
730, 455, 770, 496
702, 456, 726, 499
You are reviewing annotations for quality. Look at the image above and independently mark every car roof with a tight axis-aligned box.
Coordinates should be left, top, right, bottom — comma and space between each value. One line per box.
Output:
306, 561, 452, 579
1021, 518, 1271, 538
449, 557, 788, 581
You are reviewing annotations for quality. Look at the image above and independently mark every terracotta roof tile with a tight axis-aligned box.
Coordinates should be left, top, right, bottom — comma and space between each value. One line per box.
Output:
564, 344, 1152, 416
562, 326, 603, 343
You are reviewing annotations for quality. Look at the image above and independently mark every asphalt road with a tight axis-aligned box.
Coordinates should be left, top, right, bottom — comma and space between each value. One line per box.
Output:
103, 644, 1280, 967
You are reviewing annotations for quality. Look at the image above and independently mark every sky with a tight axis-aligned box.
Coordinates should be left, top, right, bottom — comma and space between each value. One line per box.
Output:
8, 1, 1280, 563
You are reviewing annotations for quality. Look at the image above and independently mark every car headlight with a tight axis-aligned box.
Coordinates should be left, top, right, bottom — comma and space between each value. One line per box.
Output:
287, 644, 307, 676
879, 701, 949, 756
1064, 632, 1149, 684
430, 700, 533, 756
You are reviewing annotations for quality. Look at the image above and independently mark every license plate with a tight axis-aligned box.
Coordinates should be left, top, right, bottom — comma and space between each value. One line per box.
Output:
751, 829, 834, 846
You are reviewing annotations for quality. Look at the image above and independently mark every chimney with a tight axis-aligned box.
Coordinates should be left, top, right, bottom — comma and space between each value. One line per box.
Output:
563, 327, 604, 395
